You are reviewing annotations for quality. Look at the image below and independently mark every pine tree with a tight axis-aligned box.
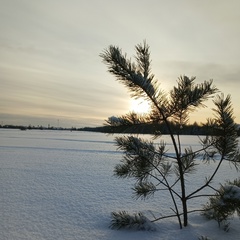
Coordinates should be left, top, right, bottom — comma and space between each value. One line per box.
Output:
100, 41, 240, 229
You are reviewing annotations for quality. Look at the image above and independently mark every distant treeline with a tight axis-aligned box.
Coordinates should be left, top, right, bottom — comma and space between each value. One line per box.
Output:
1, 123, 240, 136
79, 122, 240, 136
0, 125, 70, 131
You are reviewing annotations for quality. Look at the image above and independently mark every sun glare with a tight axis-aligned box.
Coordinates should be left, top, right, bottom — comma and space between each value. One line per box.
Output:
130, 98, 150, 114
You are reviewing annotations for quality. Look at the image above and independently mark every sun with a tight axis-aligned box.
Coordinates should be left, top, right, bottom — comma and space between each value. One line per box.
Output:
130, 98, 150, 114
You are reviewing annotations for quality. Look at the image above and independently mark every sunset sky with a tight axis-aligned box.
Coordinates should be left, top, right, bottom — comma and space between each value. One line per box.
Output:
1, 0, 240, 127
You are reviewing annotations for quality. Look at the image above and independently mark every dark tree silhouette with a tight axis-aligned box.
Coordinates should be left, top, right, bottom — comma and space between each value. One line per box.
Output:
100, 41, 240, 229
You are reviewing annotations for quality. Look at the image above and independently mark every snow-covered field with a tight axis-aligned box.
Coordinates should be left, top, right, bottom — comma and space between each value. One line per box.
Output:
0, 129, 239, 240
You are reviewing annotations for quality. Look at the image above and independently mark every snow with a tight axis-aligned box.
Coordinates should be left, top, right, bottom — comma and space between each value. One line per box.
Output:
0, 129, 239, 240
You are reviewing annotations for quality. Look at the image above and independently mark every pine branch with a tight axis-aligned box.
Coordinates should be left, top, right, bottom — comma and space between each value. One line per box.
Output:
211, 94, 239, 161
100, 43, 162, 103
110, 211, 156, 231
114, 135, 182, 201
135, 40, 153, 79
105, 112, 164, 134
169, 76, 218, 125
151, 209, 205, 223
132, 181, 156, 200
100, 42, 171, 126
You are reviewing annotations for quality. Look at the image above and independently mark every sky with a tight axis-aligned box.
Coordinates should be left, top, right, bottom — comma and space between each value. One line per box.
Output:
1, 0, 240, 128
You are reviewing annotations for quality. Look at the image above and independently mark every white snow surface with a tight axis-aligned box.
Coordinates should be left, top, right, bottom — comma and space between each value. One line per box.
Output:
1, 129, 239, 240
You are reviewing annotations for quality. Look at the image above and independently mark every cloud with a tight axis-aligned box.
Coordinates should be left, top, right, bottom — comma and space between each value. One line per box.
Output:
157, 61, 240, 82
1, 0, 240, 126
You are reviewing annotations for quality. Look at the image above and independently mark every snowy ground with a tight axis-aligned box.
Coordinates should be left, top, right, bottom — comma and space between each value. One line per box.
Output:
0, 129, 239, 240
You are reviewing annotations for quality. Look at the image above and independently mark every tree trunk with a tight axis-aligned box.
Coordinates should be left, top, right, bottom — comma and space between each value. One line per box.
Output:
179, 168, 188, 227
182, 197, 188, 227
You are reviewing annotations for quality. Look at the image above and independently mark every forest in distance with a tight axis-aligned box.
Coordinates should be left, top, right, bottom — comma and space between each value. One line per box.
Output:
1, 121, 240, 136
